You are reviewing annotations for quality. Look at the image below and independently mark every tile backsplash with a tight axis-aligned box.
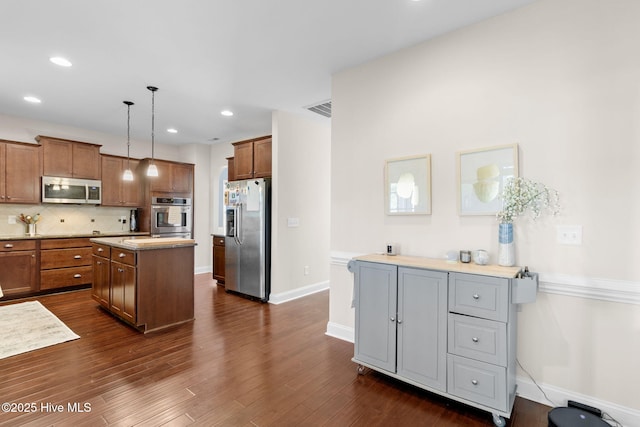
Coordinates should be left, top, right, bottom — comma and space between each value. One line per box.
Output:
0, 204, 134, 236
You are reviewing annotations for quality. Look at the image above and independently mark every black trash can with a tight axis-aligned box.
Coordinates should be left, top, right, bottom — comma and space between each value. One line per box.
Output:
548, 407, 609, 427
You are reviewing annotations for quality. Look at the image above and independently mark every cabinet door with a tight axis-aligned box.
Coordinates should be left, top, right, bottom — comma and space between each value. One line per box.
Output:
0, 144, 5, 200
354, 261, 397, 373
397, 267, 448, 391
42, 138, 73, 177
0, 250, 37, 295
92, 255, 110, 308
3, 143, 41, 204
213, 239, 225, 284
170, 162, 193, 193
253, 138, 272, 178
111, 261, 136, 324
72, 143, 101, 179
233, 141, 254, 180
227, 157, 236, 181
100, 155, 123, 206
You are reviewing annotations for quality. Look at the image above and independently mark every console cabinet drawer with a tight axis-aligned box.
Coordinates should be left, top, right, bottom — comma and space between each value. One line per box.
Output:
41, 266, 93, 290
1, 240, 36, 251
41, 247, 93, 269
449, 272, 509, 322
93, 243, 111, 257
448, 313, 507, 366
447, 354, 507, 412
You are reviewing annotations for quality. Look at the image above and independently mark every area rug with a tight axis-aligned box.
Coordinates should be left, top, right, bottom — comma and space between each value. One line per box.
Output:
0, 301, 80, 359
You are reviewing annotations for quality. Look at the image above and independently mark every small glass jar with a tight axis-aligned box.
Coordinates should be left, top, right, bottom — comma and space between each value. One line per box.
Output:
459, 250, 471, 263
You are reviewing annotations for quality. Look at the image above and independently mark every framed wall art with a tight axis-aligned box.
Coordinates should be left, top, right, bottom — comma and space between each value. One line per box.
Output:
457, 144, 519, 215
385, 154, 431, 215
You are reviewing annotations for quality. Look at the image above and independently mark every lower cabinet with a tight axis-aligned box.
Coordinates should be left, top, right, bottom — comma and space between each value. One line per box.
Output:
92, 243, 136, 325
212, 235, 225, 284
352, 257, 528, 426
110, 255, 136, 325
40, 238, 93, 290
0, 240, 37, 296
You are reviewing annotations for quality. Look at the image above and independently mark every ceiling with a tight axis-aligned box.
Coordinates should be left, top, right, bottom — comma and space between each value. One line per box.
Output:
0, 0, 535, 146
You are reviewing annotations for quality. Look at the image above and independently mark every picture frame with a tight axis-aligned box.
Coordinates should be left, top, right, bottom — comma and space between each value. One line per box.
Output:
385, 154, 431, 215
457, 144, 519, 215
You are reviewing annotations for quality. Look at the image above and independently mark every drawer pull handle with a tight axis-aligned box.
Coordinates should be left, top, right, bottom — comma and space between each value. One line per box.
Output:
4, 244, 14, 248
472, 293, 480, 300
73, 274, 82, 278
74, 255, 82, 259
472, 337, 479, 343
471, 379, 478, 386
98, 248, 104, 252
119, 253, 126, 258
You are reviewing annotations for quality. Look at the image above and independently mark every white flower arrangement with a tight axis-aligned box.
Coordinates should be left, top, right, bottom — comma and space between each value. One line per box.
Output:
496, 177, 560, 224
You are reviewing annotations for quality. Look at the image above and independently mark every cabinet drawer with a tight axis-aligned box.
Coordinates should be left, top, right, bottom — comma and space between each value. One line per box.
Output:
449, 272, 509, 322
447, 354, 507, 412
41, 247, 93, 269
41, 238, 92, 249
1, 240, 36, 251
448, 313, 507, 366
41, 266, 93, 289
93, 243, 111, 257
111, 248, 136, 266
213, 236, 225, 246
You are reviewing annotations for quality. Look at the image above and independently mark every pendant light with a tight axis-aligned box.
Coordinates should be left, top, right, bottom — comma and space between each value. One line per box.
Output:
122, 100, 135, 181
146, 85, 159, 177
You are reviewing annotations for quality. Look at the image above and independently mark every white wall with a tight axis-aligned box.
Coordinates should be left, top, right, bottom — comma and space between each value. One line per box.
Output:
330, 0, 640, 422
270, 110, 331, 303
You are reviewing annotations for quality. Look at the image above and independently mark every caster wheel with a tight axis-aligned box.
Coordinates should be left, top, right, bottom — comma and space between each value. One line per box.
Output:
492, 413, 506, 427
357, 365, 366, 375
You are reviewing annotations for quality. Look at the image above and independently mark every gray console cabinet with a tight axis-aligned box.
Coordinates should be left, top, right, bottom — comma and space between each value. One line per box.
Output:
351, 255, 534, 427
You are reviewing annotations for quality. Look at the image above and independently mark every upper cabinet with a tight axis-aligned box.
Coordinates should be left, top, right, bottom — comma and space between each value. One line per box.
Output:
0, 140, 42, 204
101, 155, 142, 207
37, 135, 101, 179
142, 159, 194, 194
232, 135, 272, 180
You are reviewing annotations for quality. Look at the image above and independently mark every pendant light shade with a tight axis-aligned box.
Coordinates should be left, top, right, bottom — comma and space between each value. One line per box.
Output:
122, 100, 135, 181
146, 85, 159, 177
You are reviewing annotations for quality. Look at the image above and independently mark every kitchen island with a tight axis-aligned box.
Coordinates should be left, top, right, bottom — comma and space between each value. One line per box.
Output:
90, 236, 196, 333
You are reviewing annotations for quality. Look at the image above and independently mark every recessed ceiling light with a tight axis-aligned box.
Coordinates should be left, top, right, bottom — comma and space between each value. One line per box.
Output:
221, 110, 234, 117
50, 56, 72, 67
167, 128, 178, 134
24, 96, 42, 103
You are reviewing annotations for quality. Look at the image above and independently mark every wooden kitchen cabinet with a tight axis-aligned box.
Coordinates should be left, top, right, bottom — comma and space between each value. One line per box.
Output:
91, 243, 110, 308
226, 157, 236, 181
0, 140, 42, 204
0, 240, 37, 297
40, 238, 93, 290
143, 159, 194, 194
212, 235, 225, 284
232, 135, 272, 180
37, 135, 102, 179
110, 248, 137, 325
101, 154, 141, 206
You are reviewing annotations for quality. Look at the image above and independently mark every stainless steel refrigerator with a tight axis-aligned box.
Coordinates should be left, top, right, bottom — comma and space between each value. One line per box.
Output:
225, 178, 271, 301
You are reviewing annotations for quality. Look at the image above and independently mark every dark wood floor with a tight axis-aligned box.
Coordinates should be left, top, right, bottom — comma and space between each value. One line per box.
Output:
0, 274, 550, 426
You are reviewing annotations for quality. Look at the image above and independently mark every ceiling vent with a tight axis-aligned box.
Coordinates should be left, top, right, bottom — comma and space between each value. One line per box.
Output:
305, 100, 331, 118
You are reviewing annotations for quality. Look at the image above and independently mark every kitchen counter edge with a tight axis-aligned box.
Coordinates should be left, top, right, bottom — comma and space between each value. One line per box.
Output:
0, 232, 149, 241
90, 236, 197, 251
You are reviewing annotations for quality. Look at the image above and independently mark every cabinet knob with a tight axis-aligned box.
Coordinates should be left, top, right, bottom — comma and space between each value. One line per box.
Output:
118, 268, 124, 273
73, 274, 82, 278
472, 293, 480, 300
472, 337, 479, 343
74, 255, 82, 259
97, 261, 102, 265
390, 317, 395, 322
471, 379, 478, 386
4, 243, 13, 248
397, 319, 402, 324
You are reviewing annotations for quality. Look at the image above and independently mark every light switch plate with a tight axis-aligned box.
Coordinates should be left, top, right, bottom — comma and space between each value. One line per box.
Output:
287, 217, 300, 227
557, 225, 582, 245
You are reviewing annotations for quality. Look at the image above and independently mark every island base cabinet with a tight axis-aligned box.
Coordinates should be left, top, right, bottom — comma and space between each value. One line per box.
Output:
110, 261, 136, 325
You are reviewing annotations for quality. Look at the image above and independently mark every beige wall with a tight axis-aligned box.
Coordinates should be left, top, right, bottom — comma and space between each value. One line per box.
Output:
330, 0, 640, 422
270, 110, 331, 302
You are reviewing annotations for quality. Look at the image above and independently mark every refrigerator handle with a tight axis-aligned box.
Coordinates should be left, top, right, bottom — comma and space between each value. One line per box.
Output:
236, 203, 243, 245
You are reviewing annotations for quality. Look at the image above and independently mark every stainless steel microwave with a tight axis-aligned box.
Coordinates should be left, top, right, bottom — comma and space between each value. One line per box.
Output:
42, 176, 102, 204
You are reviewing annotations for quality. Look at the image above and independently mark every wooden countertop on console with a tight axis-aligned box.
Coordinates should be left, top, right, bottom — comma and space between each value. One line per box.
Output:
354, 253, 521, 279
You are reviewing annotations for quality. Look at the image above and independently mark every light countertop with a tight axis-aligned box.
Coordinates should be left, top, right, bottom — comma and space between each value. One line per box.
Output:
0, 231, 148, 241
90, 236, 196, 251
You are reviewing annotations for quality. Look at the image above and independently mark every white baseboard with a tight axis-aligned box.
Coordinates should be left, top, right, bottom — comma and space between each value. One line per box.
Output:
516, 375, 638, 426
194, 265, 212, 275
268, 281, 330, 305
325, 321, 354, 342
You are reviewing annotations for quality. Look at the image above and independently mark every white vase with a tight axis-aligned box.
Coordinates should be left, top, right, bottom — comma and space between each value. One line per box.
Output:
27, 223, 36, 236
498, 223, 515, 267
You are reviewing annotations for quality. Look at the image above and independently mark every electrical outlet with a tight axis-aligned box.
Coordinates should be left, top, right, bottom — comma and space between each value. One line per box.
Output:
304, 266, 310, 276
557, 225, 582, 245
8, 215, 17, 224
